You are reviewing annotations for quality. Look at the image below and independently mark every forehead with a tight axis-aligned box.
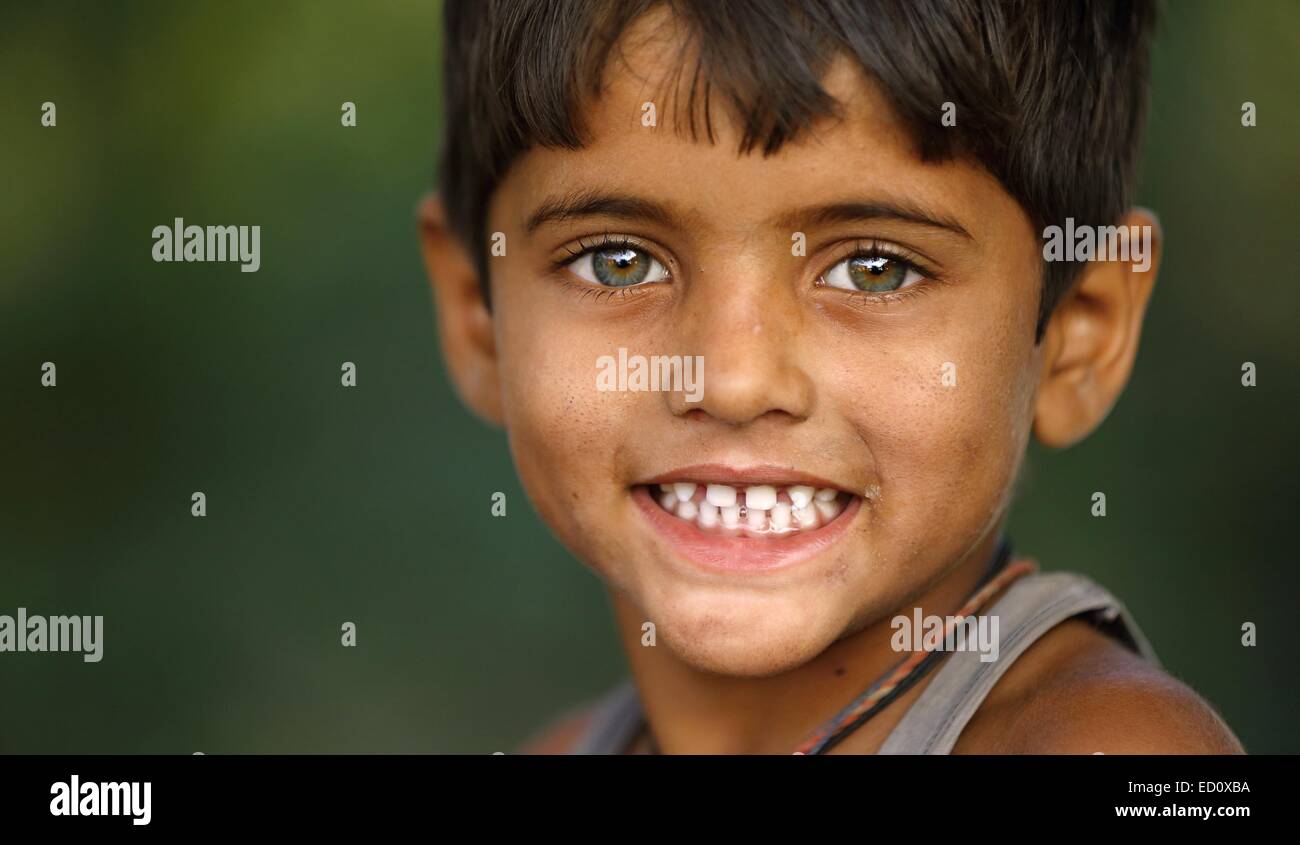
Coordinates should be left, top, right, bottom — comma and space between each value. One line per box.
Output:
493, 8, 1025, 245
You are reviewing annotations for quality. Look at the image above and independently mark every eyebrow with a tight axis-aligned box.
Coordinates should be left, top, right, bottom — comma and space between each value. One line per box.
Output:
524, 189, 680, 233
524, 190, 973, 240
774, 201, 973, 240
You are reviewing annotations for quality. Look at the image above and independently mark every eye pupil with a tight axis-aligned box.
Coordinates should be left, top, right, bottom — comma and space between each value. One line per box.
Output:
846, 255, 909, 291
593, 247, 650, 286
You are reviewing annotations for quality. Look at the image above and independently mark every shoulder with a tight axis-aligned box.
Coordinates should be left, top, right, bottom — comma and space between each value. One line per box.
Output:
955, 618, 1243, 754
516, 704, 598, 755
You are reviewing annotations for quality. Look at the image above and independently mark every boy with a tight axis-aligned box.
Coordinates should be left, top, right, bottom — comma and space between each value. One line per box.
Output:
420, 0, 1242, 753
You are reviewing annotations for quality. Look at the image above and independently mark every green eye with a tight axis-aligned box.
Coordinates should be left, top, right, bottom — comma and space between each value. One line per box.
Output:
569, 245, 669, 287
823, 254, 923, 292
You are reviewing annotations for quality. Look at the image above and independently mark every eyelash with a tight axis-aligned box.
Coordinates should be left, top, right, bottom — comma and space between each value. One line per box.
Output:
556, 232, 651, 262
549, 233, 670, 300
816, 240, 939, 304
549, 234, 940, 304
553, 277, 646, 304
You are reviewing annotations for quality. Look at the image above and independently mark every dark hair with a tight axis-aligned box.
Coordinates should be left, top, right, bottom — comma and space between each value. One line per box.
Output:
438, 0, 1157, 339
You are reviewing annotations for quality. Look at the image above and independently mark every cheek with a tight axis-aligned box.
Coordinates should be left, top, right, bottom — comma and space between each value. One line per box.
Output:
499, 324, 600, 506
837, 317, 1036, 552
491, 283, 643, 560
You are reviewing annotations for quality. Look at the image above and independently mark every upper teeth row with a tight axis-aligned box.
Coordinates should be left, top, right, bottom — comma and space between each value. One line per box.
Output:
658, 482, 838, 510
654, 482, 844, 534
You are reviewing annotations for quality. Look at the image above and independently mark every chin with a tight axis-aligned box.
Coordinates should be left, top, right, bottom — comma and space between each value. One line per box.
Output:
647, 587, 845, 678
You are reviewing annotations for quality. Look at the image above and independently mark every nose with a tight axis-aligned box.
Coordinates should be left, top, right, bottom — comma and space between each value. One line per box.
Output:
665, 261, 814, 426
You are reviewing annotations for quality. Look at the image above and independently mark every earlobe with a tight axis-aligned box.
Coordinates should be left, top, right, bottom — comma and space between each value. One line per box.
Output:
418, 192, 503, 426
1033, 209, 1161, 448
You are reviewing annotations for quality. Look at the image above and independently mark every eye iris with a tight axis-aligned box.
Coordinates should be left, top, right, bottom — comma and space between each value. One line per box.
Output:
847, 255, 907, 292
592, 247, 650, 286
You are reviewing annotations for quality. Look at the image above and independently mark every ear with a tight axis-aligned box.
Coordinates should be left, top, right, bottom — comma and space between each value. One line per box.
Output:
1034, 209, 1161, 447
418, 192, 503, 426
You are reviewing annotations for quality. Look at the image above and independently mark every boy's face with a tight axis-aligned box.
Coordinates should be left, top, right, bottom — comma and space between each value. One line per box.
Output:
427, 15, 1150, 677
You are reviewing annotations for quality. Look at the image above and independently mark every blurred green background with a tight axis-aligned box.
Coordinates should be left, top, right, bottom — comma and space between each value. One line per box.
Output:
1, 1, 1296, 753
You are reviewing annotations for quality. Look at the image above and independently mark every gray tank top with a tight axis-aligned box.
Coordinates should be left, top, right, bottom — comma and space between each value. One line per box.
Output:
568, 570, 1159, 754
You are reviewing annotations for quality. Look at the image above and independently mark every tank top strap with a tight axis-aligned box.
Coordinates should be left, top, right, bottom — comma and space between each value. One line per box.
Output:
568, 678, 643, 755
876, 569, 1160, 754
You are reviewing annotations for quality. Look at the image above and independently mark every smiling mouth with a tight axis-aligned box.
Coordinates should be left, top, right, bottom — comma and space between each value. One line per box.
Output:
638, 481, 855, 537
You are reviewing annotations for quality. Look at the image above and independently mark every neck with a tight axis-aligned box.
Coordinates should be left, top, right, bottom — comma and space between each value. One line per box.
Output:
610, 531, 1004, 754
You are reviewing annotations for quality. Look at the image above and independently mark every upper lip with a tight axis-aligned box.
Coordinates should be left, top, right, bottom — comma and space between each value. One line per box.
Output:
639, 463, 853, 493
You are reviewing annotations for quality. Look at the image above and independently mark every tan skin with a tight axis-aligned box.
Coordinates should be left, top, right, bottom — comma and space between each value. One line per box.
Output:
421, 11, 1242, 754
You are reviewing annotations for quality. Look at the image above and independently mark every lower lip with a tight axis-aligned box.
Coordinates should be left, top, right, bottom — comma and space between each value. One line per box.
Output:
631, 485, 861, 573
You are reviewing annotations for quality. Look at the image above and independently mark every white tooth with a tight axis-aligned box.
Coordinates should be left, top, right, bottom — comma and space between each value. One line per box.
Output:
814, 487, 838, 502
659, 484, 673, 493
677, 500, 698, 521
699, 502, 719, 528
770, 503, 792, 531
659, 491, 678, 512
746, 506, 767, 531
706, 484, 737, 507
788, 486, 814, 509
744, 485, 777, 510
673, 482, 698, 502
815, 498, 841, 521
792, 504, 819, 529
721, 505, 741, 528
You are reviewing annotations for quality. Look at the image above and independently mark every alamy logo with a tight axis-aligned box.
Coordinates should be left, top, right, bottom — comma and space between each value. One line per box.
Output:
596, 347, 704, 403
0, 608, 103, 662
152, 217, 261, 272
891, 609, 999, 663
50, 776, 151, 825
1042, 218, 1151, 272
